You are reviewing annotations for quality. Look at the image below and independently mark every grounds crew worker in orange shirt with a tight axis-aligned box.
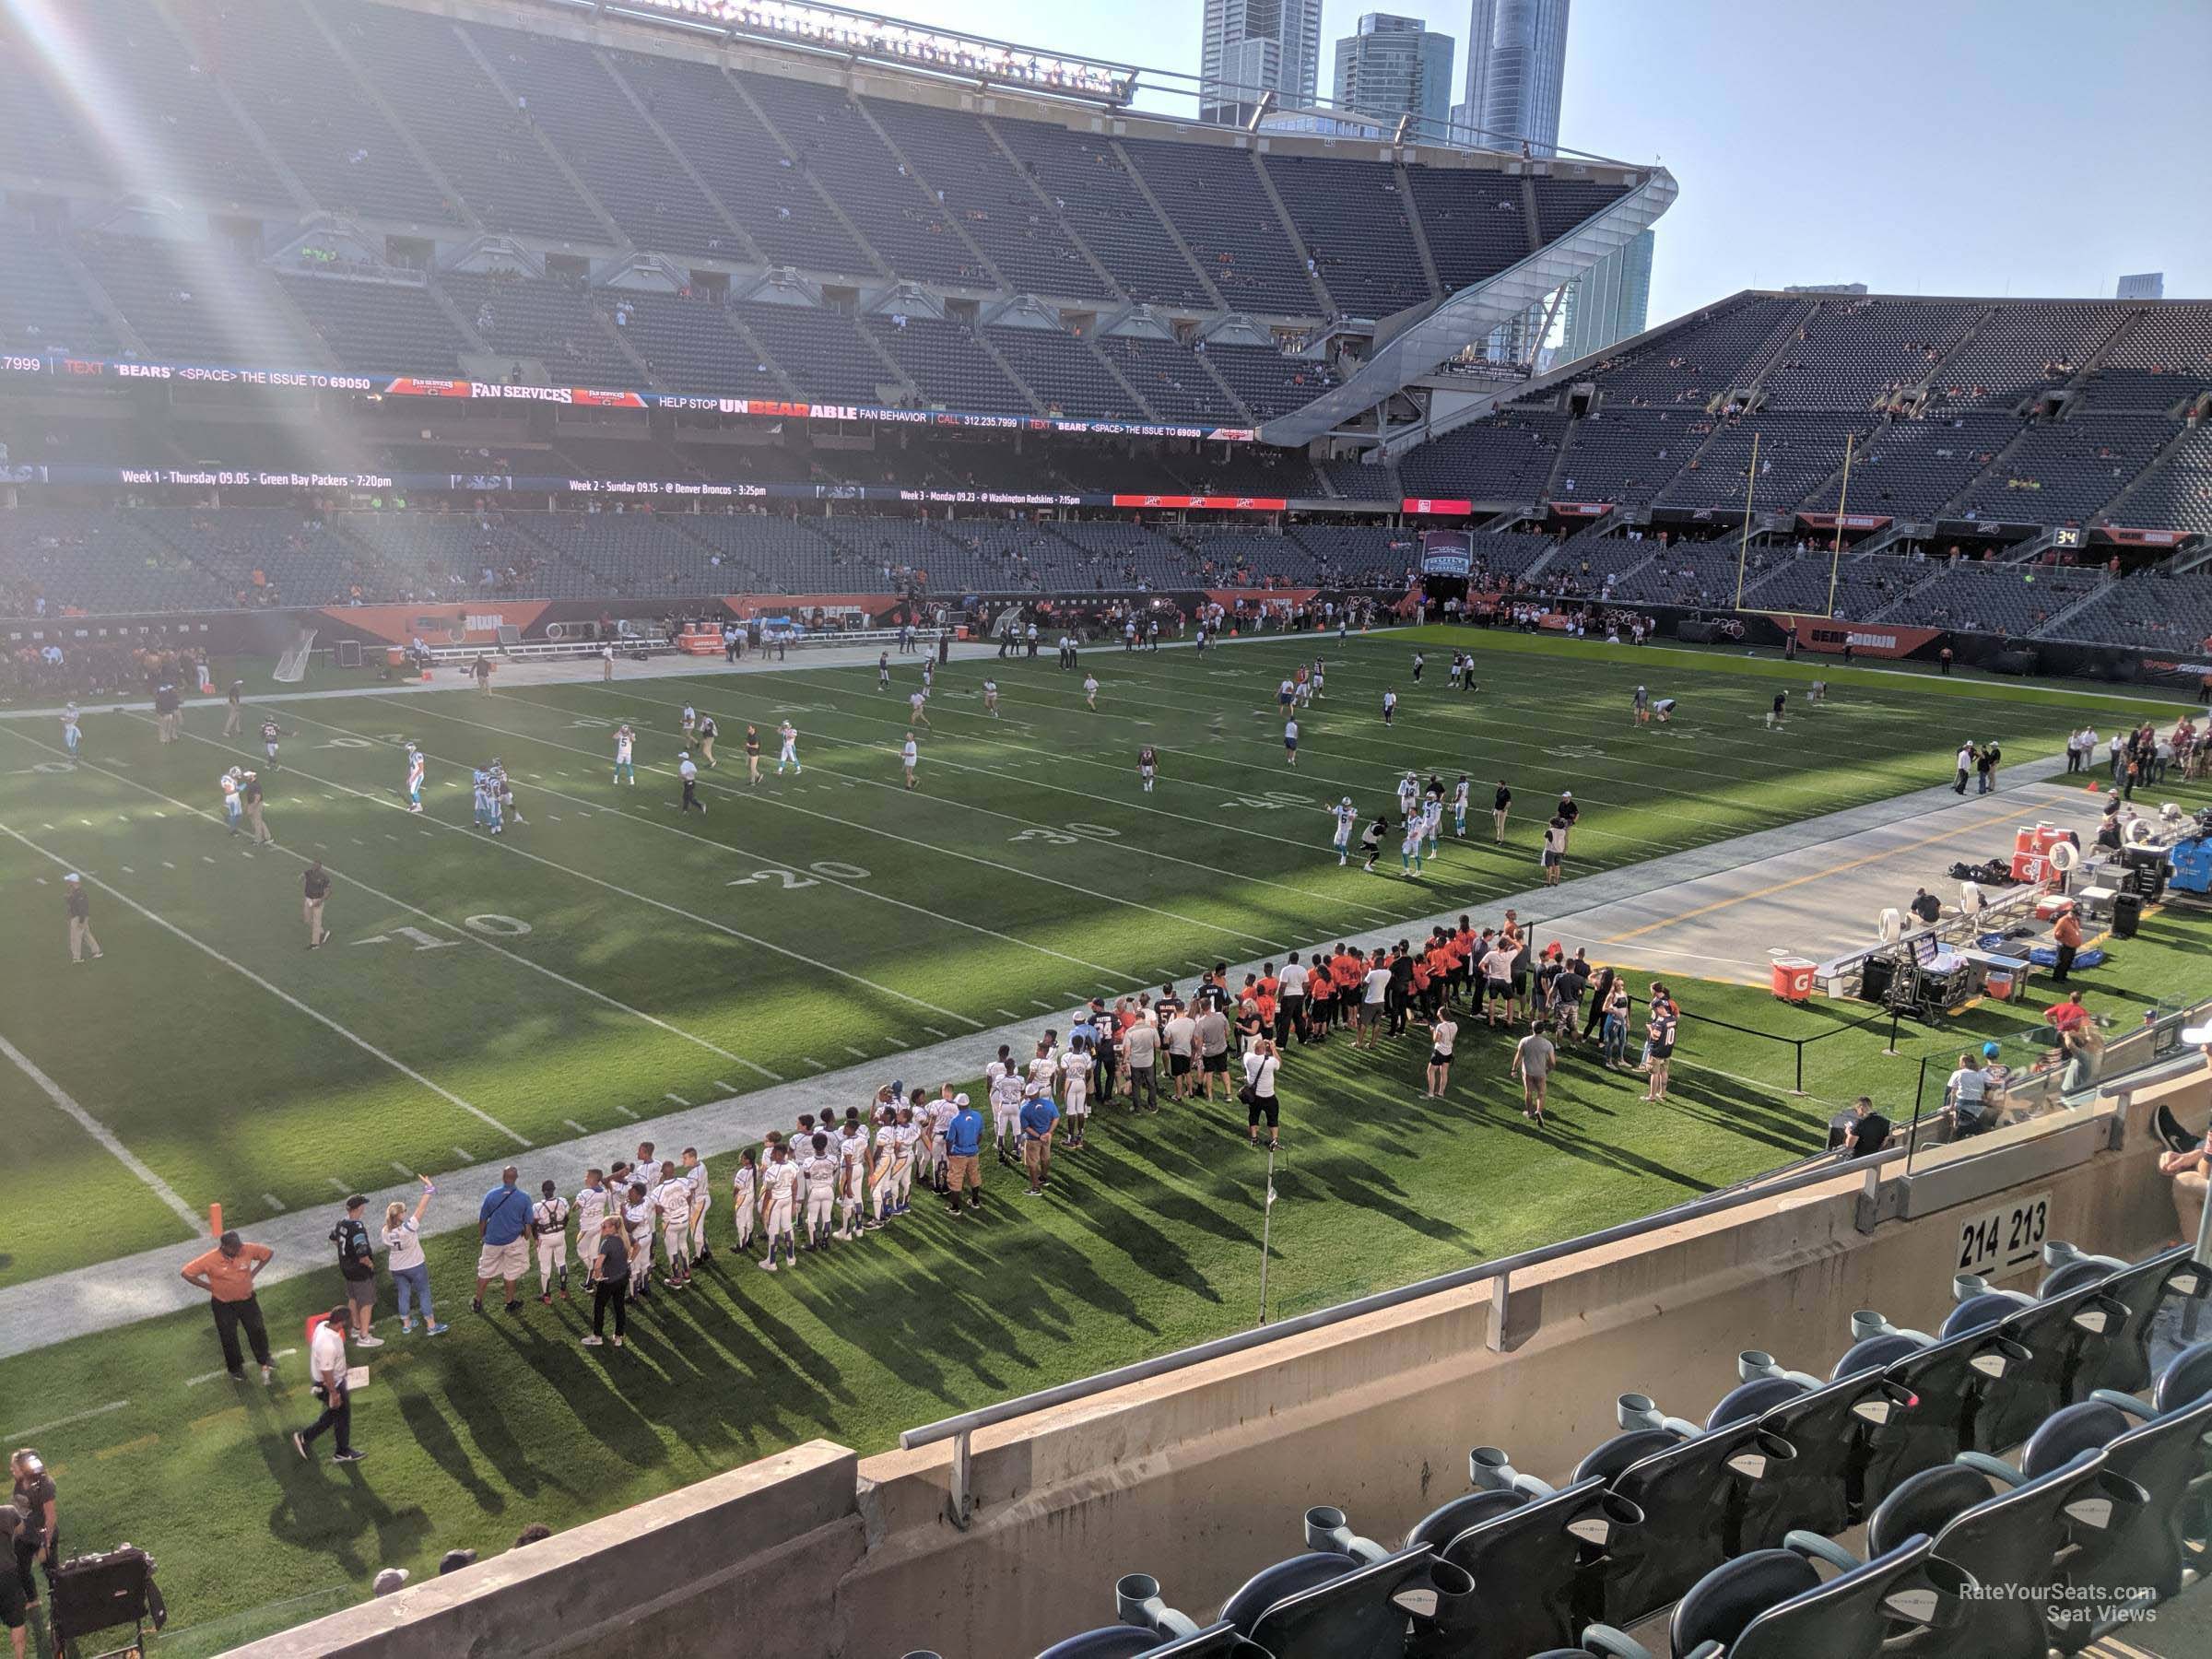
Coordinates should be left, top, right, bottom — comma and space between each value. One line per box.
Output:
180, 1230, 278, 1382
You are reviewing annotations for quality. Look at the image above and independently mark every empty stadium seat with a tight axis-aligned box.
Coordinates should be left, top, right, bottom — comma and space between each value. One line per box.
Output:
1216, 1507, 1474, 1658
1581, 1532, 1955, 1659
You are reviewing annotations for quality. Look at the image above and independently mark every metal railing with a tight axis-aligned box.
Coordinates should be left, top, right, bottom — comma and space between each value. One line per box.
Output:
900, 1141, 1912, 1527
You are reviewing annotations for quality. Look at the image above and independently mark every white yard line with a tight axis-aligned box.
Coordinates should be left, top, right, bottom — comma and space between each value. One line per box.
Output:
1, 724, 789, 1080
0, 1029, 202, 1235
299, 703, 1171, 981
88, 719, 983, 1032
2, 824, 531, 1150
577, 681, 1387, 900
2, 1400, 131, 1441
186, 1347, 298, 1388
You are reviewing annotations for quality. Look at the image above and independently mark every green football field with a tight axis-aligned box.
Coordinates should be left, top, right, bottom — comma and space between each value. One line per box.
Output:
1, 627, 2209, 1653
0, 628, 2205, 1283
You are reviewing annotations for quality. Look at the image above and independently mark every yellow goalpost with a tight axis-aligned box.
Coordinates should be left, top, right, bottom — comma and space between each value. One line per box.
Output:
1733, 432, 1857, 621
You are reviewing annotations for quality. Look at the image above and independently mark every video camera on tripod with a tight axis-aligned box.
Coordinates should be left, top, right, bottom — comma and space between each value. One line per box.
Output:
51, 1544, 166, 1658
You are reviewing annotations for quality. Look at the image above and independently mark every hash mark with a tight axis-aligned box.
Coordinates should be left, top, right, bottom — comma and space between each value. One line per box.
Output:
612, 1104, 639, 1121
325, 1178, 350, 1194
453, 1147, 473, 1161
1030, 998, 1054, 1009
803, 1057, 827, 1071
713, 1080, 735, 1093
665, 1092, 690, 1107
263, 1193, 285, 1211
923, 1026, 947, 1038
391, 1162, 415, 1179
564, 1119, 589, 1136
843, 1044, 868, 1058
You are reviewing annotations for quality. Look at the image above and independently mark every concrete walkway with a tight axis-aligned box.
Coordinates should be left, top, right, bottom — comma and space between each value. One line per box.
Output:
0, 742, 2088, 1359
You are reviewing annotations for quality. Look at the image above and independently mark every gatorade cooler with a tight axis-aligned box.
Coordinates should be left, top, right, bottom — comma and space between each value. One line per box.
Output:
1771, 958, 1816, 1002
1985, 971, 2015, 1001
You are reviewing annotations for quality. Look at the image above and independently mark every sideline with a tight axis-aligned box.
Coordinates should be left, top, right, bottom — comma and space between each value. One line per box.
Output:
0, 743, 2080, 1359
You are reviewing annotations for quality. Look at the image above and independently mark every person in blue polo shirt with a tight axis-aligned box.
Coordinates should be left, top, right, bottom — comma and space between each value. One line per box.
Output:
474, 1165, 535, 1314
942, 1092, 985, 1216
1019, 1083, 1060, 1197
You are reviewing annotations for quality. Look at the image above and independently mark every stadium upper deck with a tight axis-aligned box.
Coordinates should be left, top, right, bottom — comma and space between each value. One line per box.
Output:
1394, 290, 2212, 535
0, 0, 1652, 431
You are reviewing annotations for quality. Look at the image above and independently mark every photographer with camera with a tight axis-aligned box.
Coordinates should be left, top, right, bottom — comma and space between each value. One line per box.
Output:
6, 1452, 54, 1626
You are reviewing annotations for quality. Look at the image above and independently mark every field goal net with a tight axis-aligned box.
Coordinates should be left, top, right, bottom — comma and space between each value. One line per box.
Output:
273, 628, 319, 684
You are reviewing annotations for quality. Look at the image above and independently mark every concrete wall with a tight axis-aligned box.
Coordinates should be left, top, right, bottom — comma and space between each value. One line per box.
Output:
240, 1068, 2209, 1659
227, 1441, 863, 1659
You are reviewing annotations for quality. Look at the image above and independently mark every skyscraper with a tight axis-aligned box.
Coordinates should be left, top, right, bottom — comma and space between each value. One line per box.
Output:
1454, 0, 1569, 155
1332, 14, 1454, 134
1201, 0, 1324, 126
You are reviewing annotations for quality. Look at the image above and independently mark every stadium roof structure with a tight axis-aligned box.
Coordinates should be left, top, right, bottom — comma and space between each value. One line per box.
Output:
0, 0, 1673, 445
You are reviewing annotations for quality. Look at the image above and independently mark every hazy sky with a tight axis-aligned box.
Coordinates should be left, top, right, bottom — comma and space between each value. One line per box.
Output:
868, 0, 2209, 324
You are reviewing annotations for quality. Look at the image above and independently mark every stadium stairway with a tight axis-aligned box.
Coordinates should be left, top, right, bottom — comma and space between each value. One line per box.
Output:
1246, 156, 1340, 319
1107, 140, 1233, 314
847, 100, 1011, 296
976, 120, 1130, 305
599, 57, 774, 271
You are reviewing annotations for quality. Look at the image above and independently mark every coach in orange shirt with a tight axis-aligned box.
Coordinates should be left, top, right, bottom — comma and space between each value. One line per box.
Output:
180, 1230, 278, 1383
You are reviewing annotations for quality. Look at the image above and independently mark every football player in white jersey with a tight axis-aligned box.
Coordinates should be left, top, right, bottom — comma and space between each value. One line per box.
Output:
832, 1119, 866, 1241
801, 1133, 839, 1250
1452, 776, 1471, 838
777, 720, 801, 775
404, 744, 425, 812
982, 677, 1000, 718
890, 1107, 921, 1216
987, 1061, 1024, 1167
901, 732, 920, 790
612, 724, 636, 785
531, 1180, 571, 1303
680, 1147, 712, 1265
1400, 818, 1426, 876
654, 1160, 693, 1288
61, 702, 81, 757
729, 1151, 759, 1253
1331, 797, 1358, 865
1395, 771, 1419, 819
928, 1089, 959, 1194
1423, 794, 1444, 852
573, 1170, 612, 1257
1060, 1037, 1093, 1149
680, 703, 698, 744
623, 1181, 656, 1302
908, 689, 930, 729
1083, 673, 1100, 711
1027, 1033, 1062, 1094
758, 1145, 799, 1272
220, 767, 243, 834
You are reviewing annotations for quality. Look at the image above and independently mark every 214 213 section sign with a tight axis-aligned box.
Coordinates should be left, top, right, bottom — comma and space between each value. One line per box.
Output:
1955, 1190, 2052, 1278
